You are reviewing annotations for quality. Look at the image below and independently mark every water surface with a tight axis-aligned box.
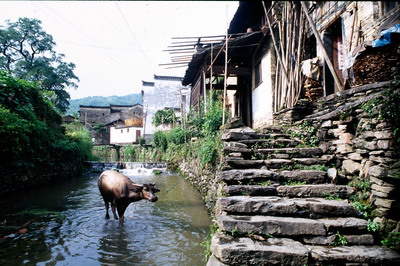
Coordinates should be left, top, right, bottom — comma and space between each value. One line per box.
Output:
0, 170, 210, 265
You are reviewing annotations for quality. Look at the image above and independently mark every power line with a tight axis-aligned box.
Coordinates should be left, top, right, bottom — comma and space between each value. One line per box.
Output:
55, 39, 159, 52
114, 2, 152, 66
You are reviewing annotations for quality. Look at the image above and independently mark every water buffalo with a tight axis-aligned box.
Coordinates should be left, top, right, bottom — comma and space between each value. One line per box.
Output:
98, 170, 160, 225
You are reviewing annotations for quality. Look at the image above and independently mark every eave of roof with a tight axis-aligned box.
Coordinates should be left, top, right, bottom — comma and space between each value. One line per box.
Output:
182, 31, 264, 86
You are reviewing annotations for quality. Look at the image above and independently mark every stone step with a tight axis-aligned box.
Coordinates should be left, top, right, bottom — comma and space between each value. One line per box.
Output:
209, 232, 400, 265
216, 215, 369, 236
264, 158, 328, 169
217, 169, 327, 185
223, 146, 323, 158
280, 170, 327, 184
210, 232, 309, 265
276, 184, 355, 198
258, 147, 323, 158
224, 157, 328, 170
223, 184, 354, 198
307, 245, 400, 265
217, 196, 359, 218
303, 234, 374, 245
224, 158, 265, 169
222, 131, 271, 141
223, 185, 277, 196
238, 138, 303, 148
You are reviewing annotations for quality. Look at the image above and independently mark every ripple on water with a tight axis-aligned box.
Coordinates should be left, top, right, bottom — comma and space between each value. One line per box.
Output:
0, 174, 210, 265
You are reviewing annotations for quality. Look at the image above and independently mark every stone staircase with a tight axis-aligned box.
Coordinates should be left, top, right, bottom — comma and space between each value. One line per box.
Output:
208, 126, 400, 265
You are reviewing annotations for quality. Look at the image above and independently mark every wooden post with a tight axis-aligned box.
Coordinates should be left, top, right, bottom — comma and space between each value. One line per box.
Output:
222, 36, 228, 125
203, 70, 207, 112
210, 43, 213, 106
300, 1, 344, 91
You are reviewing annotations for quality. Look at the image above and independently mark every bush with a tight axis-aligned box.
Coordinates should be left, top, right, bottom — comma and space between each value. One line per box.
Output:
152, 130, 168, 151
195, 133, 222, 167
167, 127, 190, 145
0, 71, 91, 192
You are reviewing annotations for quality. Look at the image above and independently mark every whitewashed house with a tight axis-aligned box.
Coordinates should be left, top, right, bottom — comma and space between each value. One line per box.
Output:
142, 75, 190, 142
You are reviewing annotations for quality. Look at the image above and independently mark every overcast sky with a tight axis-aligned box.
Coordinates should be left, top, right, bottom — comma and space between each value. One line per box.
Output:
0, 1, 239, 99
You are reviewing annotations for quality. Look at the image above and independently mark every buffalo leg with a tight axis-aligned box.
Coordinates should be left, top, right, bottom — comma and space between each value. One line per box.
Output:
104, 201, 110, 219
111, 201, 118, 220
117, 204, 128, 225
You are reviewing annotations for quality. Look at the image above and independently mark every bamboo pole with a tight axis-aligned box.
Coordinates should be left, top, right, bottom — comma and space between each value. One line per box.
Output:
262, 2, 290, 86
300, 1, 344, 91
349, 2, 357, 53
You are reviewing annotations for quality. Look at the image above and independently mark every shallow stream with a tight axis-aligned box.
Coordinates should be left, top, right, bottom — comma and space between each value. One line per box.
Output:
0, 168, 210, 265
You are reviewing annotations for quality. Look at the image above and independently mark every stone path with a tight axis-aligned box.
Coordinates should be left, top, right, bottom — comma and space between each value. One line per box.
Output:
207, 126, 400, 265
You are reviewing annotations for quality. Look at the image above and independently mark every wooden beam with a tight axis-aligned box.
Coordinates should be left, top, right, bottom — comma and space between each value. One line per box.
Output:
300, 1, 344, 91
211, 84, 238, 90
207, 65, 252, 76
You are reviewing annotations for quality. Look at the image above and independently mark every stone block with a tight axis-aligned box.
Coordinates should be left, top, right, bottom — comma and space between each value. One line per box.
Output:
303, 235, 336, 245
281, 170, 327, 184
342, 160, 361, 175
307, 245, 400, 264
211, 232, 309, 266
217, 169, 280, 183
369, 176, 384, 186
356, 149, 369, 155
371, 184, 395, 194
362, 131, 376, 140
217, 196, 358, 217
223, 185, 277, 196
327, 168, 338, 183
337, 144, 354, 154
370, 150, 385, 156
318, 217, 368, 232
377, 140, 392, 150
276, 184, 354, 198
340, 133, 354, 144
347, 153, 363, 161
217, 215, 327, 236
375, 131, 394, 140
374, 198, 395, 208
368, 165, 388, 178
343, 234, 374, 245
321, 120, 333, 128
370, 155, 394, 164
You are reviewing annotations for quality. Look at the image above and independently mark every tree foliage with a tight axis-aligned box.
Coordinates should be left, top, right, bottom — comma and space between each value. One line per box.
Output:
0, 71, 91, 192
0, 17, 79, 113
153, 108, 177, 127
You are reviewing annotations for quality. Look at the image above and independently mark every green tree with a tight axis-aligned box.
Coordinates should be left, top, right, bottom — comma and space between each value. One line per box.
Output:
152, 108, 177, 127
0, 17, 79, 113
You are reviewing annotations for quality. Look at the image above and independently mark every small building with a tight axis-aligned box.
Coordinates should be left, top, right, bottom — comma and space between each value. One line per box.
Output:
79, 104, 144, 145
109, 124, 143, 145
62, 115, 76, 124
142, 75, 190, 142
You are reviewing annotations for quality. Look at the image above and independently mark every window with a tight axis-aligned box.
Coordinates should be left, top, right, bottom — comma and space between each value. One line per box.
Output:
382, 1, 399, 15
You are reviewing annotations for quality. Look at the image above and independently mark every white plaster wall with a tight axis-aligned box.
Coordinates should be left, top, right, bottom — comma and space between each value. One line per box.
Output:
142, 77, 189, 139
252, 51, 274, 129
110, 126, 142, 144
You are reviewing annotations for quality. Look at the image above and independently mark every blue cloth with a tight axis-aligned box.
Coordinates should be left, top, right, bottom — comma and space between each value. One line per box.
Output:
372, 24, 400, 47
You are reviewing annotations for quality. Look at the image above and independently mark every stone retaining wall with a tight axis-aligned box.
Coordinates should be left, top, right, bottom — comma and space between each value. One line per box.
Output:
276, 81, 400, 231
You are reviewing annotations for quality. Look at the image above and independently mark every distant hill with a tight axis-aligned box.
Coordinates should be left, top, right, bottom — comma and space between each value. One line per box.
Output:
67, 94, 142, 115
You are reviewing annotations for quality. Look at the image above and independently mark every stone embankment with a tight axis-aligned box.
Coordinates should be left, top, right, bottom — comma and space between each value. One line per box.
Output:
208, 126, 400, 265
